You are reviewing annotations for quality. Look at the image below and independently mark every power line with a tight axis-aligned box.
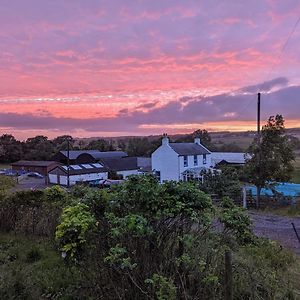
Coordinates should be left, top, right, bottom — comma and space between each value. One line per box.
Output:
265, 13, 300, 82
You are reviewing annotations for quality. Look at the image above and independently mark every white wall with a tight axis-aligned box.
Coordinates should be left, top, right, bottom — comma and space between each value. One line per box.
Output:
152, 145, 179, 182
50, 172, 108, 186
178, 154, 211, 180
48, 174, 58, 184
117, 169, 139, 179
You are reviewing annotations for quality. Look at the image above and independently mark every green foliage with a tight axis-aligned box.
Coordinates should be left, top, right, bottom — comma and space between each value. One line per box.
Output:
1, 175, 299, 299
0, 175, 15, 191
219, 197, 254, 244
44, 185, 68, 203
55, 203, 96, 259
0, 233, 82, 299
245, 115, 295, 198
199, 167, 241, 199
0, 134, 23, 163
175, 129, 212, 149
146, 274, 177, 300
26, 248, 42, 263
84, 138, 115, 151
233, 239, 296, 299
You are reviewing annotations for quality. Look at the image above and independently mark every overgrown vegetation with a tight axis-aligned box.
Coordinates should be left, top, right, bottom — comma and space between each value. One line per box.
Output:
0, 175, 299, 299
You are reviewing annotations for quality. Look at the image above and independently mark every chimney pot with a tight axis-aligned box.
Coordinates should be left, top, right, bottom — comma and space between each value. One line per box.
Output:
162, 133, 169, 145
194, 137, 201, 145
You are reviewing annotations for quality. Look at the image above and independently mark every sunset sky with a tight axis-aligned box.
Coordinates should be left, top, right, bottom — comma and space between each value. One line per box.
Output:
1, 0, 300, 139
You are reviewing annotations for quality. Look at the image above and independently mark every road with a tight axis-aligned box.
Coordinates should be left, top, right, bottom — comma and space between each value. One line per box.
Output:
249, 211, 300, 255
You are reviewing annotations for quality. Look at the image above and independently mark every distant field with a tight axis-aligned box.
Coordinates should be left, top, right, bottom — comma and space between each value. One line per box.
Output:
0, 163, 11, 169
211, 135, 254, 151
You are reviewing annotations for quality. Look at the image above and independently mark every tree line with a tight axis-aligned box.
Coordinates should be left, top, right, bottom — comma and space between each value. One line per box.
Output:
0, 129, 245, 163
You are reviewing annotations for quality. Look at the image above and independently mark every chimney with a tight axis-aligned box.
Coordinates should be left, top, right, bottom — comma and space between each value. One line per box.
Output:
194, 137, 201, 145
162, 133, 169, 145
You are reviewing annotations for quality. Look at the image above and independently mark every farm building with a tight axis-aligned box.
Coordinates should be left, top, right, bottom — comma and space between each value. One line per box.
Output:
210, 152, 247, 168
11, 160, 60, 183
48, 163, 108, 186
52, 150, 127, 164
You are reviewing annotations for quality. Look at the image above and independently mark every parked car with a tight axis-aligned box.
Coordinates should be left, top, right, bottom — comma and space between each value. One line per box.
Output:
27, 172, 44, 178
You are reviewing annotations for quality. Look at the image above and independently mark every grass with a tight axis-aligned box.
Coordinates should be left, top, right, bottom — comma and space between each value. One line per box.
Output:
261, 202, 300, 217
0, 233, 81, 299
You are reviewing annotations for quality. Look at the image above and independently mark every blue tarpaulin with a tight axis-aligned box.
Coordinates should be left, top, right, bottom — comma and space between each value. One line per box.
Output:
246, 183, 300, 197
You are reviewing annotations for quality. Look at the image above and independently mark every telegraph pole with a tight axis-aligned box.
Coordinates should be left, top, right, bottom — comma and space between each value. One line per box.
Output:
67, 138, 70, 188
256, 92, 261, 208
257, 92, 261, 139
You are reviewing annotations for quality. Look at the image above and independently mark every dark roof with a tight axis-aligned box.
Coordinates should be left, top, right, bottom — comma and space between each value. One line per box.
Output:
59, 150, 127, 160
169, 143, 211, 156
11, 160, 59, 167
85, 151, 127, 159
100, 157, 139, 171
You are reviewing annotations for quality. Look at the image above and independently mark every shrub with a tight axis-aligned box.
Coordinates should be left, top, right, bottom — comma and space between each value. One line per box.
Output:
55, 203, 96, 260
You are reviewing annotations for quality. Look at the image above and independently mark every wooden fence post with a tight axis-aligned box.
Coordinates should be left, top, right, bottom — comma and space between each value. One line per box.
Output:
242, 186, 247, 209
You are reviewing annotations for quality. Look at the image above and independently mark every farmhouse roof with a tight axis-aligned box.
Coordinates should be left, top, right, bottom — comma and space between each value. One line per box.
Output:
169, 143, 211, 156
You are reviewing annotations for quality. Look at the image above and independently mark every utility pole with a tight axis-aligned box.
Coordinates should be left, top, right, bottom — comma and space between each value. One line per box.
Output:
257, 92, 261, 139
67, 138, 70, 188
256, 92, 261, 208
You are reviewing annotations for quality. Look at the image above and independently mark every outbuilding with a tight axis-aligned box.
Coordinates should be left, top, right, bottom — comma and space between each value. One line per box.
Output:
48, 163, 108, 186
11, 160, 60, 183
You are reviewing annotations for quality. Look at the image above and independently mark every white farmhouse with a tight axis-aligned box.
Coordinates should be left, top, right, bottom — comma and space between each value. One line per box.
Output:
151, 134, 212, 182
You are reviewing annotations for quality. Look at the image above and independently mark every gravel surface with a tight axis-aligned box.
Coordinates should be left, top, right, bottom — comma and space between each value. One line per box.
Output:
249, 211, 300, 255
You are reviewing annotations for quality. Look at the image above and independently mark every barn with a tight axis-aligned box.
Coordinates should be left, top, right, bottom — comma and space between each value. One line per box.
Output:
11, 161, 60, 183
48, 163, 108, 186
52, 150, 127, 164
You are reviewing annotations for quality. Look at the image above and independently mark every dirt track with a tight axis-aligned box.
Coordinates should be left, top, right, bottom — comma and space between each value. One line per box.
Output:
249, 211, 300, 255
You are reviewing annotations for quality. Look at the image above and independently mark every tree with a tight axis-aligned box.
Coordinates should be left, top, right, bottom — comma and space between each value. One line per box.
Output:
0, 134, 23, 163
175, 129, 212, 148
245, 115, 295, 207
52, 135, 74, 152
85, 139, 115, 151
24, 135, 55, 160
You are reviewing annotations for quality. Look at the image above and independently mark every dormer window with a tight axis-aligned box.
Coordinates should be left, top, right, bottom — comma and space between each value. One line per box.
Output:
183, 155, 188, 167
203, 154, 207, 164
194, 155, 198, 166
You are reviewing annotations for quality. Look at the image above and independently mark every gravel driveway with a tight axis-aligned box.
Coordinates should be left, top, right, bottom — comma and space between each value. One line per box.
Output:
249, 211, 300, 255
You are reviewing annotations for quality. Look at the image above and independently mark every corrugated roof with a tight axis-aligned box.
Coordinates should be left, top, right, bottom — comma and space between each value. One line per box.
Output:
11, 160, 59, 167
169, 143, 211, 156
59, 150, 127, 160
50, 163, 107, 175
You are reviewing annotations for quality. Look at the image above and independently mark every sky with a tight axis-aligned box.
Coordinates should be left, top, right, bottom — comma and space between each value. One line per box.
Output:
0, 0, 300, 139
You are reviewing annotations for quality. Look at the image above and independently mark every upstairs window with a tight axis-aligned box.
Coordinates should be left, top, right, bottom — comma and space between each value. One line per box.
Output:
203, 154, 207, 164
183, 155, 188, 167
194, 155, 198, 166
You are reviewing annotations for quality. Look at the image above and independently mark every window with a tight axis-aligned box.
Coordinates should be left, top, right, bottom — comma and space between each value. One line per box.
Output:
183, 155, 188, 167
203, 154, 207, 164
194, 155, 198, 166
